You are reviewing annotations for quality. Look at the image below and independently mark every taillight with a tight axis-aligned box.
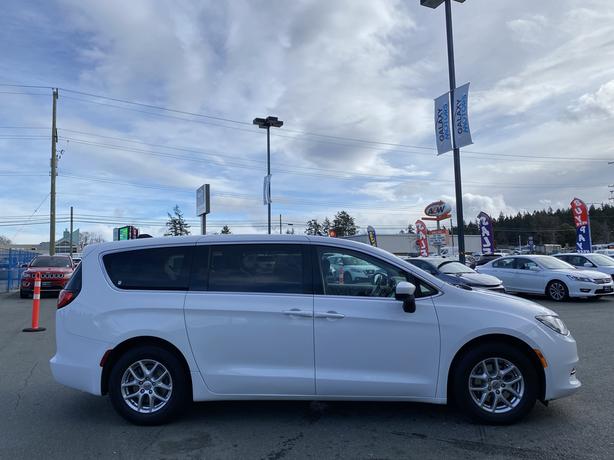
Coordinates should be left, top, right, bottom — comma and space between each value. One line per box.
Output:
57, 290, 75, 309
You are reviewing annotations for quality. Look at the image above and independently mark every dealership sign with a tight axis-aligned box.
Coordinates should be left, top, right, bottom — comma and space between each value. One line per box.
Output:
424, 200, 452, 219
433, 83, 473, 155
415, 220, 429, 257
570, 197, 592, 253
477, 211, 495, 255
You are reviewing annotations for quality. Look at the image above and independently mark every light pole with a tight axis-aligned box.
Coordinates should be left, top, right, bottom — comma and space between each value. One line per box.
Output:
253, 116, 284, 234
421, 0, 467, 263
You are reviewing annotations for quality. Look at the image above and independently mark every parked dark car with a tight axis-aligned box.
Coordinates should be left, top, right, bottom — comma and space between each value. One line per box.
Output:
405, 257, 505, 292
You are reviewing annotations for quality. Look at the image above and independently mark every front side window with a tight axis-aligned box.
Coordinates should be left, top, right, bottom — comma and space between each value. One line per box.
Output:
492, 257, 515, 269
103, 246, 192, 290
203, 244, 309, 294
317, 246, 436, 299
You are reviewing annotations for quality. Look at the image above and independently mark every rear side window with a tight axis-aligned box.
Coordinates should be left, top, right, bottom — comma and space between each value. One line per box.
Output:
103, 246, 193, 290
194, 244, 310, 294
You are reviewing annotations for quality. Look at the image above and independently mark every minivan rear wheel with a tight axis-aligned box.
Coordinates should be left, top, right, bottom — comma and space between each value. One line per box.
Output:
109, 345, 189, 425
453, 343, 537, 424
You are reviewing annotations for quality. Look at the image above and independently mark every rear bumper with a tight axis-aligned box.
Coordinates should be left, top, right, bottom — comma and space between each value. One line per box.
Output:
50, 312, 110, 396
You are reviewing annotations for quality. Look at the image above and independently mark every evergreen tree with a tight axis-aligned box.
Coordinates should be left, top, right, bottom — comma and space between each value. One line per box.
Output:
332, 210, 357, 237
220, 225, 232, 234
165, 205, 191, 236
305, 219, 323, 235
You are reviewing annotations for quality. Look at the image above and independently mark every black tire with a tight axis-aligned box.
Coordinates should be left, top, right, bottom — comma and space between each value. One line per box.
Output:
453, 342, 538, 425
546, 280, 569, 302
108, 345, 190, 425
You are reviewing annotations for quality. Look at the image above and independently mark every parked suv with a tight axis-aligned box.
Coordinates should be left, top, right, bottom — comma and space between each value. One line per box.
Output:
20, 254, 75, 298
51, 235, 580, 425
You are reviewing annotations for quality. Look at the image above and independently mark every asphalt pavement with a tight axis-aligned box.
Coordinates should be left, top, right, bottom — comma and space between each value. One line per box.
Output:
1, 291, 613, 459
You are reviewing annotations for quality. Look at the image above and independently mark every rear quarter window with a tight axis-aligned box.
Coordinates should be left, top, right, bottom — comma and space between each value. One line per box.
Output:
103, 246, 193, 290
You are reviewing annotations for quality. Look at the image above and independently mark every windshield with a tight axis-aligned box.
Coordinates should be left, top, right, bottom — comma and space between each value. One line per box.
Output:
439, 261, 474, 274
536, 256, 574, 270
588, 254, 614, 266
30, 256, 72, 268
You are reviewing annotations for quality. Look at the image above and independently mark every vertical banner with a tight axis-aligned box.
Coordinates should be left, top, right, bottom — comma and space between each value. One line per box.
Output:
477, 211, 495, 255
570, 197, 592, 253
367, 225, 377, 247
415, 220, 429, 257
453, 82, 473, 149
263, 175, 271, 205
434, 92, 453, 155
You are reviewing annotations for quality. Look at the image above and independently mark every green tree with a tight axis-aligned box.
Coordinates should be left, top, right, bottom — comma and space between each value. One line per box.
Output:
0, 235, 12, 246
165, 205, 191, 236
305, 219, 323, 236
332, 210, 357, 237
322, 218, 332, 235
220, 225, 232, 234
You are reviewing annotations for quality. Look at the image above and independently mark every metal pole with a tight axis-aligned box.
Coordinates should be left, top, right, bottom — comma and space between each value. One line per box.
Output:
69, 206, 73, 257
444, 0, 466, 264
49, 88, 58, 255
267, 126, 271, 234
201, 214, 207, 235
436, 219, 441, 256
279, 214, 282, 235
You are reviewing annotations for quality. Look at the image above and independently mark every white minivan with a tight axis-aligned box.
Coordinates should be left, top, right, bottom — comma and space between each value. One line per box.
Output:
51, 235, 580, 425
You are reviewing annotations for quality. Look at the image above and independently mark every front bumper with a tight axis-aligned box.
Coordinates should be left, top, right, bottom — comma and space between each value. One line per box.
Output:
541, 332, 582, 401
21, 279, 68, 291
568, 280, 614, 297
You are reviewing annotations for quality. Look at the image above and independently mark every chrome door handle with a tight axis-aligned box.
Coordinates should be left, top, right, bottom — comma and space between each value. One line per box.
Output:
315, 311, 345, 319
282, 309, 313, 318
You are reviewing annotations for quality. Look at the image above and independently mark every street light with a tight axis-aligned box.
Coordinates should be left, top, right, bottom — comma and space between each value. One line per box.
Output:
421, 0, 468, 264
253, 116, 284, 234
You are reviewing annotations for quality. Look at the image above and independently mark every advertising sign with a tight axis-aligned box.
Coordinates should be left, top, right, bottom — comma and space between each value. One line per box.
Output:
477, 211, 495, 255
367, 226, 377, 247
415, 220, 429, 257
434, 92, 453, 155
424, 200, 452, 219
196, 184, 210, 216
570, 198, 592, 253
453, 83, 473, 149
263, 175, 271, 205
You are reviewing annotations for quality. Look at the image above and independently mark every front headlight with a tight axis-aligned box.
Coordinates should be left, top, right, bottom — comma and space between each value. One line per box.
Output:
567, 273, 593, 282
536, 315, 569, 336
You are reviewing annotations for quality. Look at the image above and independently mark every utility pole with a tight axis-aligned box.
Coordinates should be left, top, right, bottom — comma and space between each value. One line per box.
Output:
49, 88, 58, 255
279, 214, 282, 235
69, 206, 74, 257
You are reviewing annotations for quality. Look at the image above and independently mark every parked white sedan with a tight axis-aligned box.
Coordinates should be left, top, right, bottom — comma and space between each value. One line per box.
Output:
554, 253, 614, 279
477, 255, 614, 301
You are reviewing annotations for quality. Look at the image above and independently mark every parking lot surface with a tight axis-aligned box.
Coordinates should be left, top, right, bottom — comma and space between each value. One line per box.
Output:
1, 292, 613, 459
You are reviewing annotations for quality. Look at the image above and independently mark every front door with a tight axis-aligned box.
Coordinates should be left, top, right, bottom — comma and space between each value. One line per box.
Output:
184, 243, 315, 395
313, 246, 440, 398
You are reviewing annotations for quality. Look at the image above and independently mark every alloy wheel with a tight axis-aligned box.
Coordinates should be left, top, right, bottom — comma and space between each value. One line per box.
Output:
468, 357, 525, 414
549, 282, 566, 301
120, 359, 173, 414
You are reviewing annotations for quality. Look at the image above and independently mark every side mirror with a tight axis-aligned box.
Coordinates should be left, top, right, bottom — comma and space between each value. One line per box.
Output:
395, 281, 417, 313
529, 266, 540, 271
583, 262, 593, 267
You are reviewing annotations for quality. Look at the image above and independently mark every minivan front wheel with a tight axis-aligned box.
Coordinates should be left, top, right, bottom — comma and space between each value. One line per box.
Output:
109, 346, 189, 425
453, 343, 537, 424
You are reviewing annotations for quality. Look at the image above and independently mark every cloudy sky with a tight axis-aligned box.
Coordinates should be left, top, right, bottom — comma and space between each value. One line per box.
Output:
1, 0, 614, 243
